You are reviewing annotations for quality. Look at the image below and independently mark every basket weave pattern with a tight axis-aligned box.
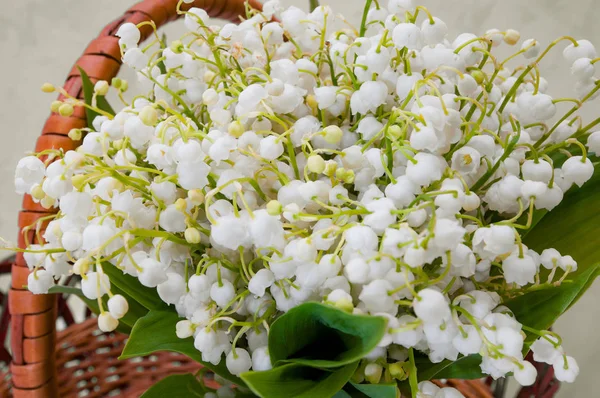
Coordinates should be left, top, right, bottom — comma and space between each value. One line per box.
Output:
7, 1, 495, 397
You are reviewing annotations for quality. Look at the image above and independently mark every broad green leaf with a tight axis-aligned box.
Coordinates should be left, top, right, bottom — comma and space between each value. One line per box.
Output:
78, 66, 115, 129
241, 362, 358, 398
101, 262, 167, 311
416, 355, 483, 382
506, 263, 600, 343
268, 302, 387, 368
346, 382, 398, 398
141, 373, 206, 397
120, 310, 244, 386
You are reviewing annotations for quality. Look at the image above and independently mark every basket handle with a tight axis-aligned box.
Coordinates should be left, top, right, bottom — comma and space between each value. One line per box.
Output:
9, 1, 261, 396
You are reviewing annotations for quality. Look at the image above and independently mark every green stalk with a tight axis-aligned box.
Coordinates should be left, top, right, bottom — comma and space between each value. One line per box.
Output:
359, 0, 374, 37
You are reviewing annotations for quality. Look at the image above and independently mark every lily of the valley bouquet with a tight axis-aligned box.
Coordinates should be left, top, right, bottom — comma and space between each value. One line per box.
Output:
11, 0, 600, 396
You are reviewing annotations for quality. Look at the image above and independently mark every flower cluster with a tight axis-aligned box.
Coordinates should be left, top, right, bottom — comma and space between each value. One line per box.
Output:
15, 0, 599, 390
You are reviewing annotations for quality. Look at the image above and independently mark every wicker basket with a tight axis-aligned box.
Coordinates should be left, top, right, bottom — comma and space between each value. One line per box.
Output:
3, 1, 525, 396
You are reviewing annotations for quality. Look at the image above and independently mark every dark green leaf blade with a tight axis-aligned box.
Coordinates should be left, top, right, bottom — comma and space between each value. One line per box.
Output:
268, 302, 387, 368
347, 382, 398, 398
120, 309, 244, 386
141, 373, 206, 397
241, 362, 357, 398
77, 66, 115, 128
101, 262, 167, 311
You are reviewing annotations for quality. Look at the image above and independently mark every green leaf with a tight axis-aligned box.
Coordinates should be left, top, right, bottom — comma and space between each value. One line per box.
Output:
417, 355, 483, 381
506, 263, 600, 343
101, 262, 167, 311
346, 382, 398, 398
78, 66, 115, 128
268, 302, 387, 368
120, 309, 244, 387
241, 362, 358, 398
141, 373, 206, 397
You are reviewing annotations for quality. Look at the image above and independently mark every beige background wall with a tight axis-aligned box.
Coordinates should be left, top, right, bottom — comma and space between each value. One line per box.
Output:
1, 0, 598, 396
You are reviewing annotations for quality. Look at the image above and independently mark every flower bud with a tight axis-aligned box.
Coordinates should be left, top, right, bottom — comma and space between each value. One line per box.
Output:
228, 120, 244, 138
389, 362, 408, 380
323, 125, 343, 144
266, 200, 282, 216
71, 174, 87, 190
50, 101, 62, 113
471, 69, 485, 84
170, 39, 184, 54
112, 139, 124, 150
40, 196, 56, 209
306, 94, 318, 114
323, 160, 338, 177
68, 128, 82, 141
58, 103, 74, 117
185, 227, 202, 244
176, 320, 194, 338
119, 80, 129, 92
107, 294, 129, 319
31, 184, 45, 200
111, 77, 122, 89
139, 105, 158, 126
41, 83, 55, 93
388, 125, 402, 138
94, 80, 109, 96
98, 312, 119, 332
307, 154, 326, 174
504, 29, 521, 45
364, 363, 383, 384
188, 189, 205, 205
174, 198, 187, 212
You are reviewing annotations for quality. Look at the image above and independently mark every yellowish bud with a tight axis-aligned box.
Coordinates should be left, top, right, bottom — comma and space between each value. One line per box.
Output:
170, 40, 184, 54
388, 362, 408, 380
50, 100, 62, 113
68, 128, 82, 141
228, 120, 245, 138
40, 196, 56, 209
119, 80, 129, 92
387, 125, 402, 138
41, 83, 55, 93
58, 103, 74, 117
71, 174, 87, 190
306, 94, 318, 114
471, 70, 485, 84
323, 125, 343, 144
111, 77, 122, 89
139, 105, 158, 126
323, 160, 338, 177
266, 200, 282, 216
188, 189, 205, 205
504, 29, 521, 45
31, 185, 45, 200
112, 139, 124, 150
175, 198, 187, 212
184, 228, 202, 244
307, 154, 326, 174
